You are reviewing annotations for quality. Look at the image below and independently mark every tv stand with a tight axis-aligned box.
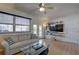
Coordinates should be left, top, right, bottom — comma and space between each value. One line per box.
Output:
46, 32, 65, 41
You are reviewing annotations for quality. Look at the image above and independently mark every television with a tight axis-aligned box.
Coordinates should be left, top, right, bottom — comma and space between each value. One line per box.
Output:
48, 23, 63, 32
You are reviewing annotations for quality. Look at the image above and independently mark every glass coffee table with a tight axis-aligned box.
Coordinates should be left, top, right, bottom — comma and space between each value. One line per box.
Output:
21, 40, 48, 55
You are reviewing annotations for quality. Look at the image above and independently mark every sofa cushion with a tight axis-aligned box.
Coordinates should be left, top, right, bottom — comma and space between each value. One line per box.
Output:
18, 35, 27, 41
4, 37, 15, 46
3, 35, 19, 43
10, 40, 31, 49
10, 35, 19, 43
18, 34, 31, 42
10, 39, 39, 49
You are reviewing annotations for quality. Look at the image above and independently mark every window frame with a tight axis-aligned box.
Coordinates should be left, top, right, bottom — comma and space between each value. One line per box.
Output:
15, 16, 30, 32
0, 11, 31, 34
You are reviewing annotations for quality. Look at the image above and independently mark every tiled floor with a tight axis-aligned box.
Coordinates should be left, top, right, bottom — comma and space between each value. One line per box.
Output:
44, 39, 79, 55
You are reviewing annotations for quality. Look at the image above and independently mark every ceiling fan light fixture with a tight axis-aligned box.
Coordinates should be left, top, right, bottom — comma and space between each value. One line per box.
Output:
39, 7, 45, 12
41, 3, 45, 7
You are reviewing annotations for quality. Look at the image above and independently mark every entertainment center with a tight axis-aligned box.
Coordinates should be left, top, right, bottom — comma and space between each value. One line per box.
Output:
46, 21, 65, 41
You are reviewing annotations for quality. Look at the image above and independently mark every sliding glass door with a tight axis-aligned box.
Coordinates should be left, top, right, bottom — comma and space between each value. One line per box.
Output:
32, 24, 43, 38
33, 25, 37, 35
38, 25, 43, 38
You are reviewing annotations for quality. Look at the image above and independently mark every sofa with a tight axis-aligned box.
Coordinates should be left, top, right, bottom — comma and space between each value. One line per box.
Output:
0, 33, 39, 55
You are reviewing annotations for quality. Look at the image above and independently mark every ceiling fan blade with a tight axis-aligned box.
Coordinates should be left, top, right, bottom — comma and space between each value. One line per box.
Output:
39, 3, 42, 7
46, 7, 54, 9
31, 7, 39, 13
39, 3, 45, 7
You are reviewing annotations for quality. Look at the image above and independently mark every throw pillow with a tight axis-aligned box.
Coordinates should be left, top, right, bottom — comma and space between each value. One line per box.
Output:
4, 37, 15, 46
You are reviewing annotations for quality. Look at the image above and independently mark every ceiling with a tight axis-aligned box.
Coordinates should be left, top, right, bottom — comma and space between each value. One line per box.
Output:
15, 3, 79, 19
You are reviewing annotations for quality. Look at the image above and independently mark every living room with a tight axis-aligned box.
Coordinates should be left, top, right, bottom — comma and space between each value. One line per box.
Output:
0, 3, 79, 55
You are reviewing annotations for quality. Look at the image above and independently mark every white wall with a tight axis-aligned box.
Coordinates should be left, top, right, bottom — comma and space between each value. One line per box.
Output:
0, 3, 15, 10
51, 12, 79, 44
0, 3, 32, 18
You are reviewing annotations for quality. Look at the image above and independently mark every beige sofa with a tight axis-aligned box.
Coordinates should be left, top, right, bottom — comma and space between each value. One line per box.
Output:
0, 33, 39, 55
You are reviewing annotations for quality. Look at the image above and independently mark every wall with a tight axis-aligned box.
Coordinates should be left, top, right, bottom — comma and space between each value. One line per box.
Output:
50, 12, 79, 44
0, 4, 33, 18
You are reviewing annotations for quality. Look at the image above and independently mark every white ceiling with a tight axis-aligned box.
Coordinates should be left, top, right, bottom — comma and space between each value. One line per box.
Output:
15, 3, 79, 19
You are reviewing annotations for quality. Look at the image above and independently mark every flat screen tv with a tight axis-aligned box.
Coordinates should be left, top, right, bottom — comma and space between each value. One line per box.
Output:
48, 23, 63, 32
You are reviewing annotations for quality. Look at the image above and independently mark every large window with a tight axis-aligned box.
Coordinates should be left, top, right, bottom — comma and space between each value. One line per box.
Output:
0, 13, 13, 33
0, 12, 31, 33
15, 17, 30, 32
38, 25, 43, 38
33, 25, 37, 35
0, 24, 13, 32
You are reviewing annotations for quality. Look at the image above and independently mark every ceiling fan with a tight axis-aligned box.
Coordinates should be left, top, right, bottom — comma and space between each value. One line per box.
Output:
38, 3, 53, 14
